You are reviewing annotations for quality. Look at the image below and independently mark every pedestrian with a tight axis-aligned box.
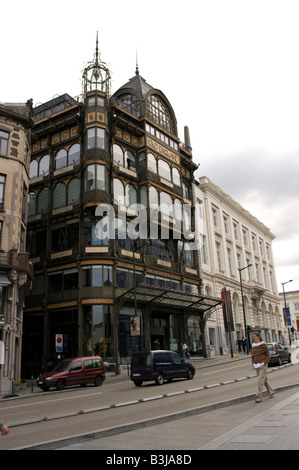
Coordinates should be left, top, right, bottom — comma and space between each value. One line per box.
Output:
251, 331, 274, 403
0, 417, 9, 436
181, 341, 188, 359
153, 338, 160, 350
242, 337, 246, 353
238, 338, 242, 352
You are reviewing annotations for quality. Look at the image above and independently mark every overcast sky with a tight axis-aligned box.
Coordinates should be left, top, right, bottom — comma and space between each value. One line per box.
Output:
1, 0, 298, 292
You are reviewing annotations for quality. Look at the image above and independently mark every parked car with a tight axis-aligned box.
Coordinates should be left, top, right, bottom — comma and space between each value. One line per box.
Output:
37, 356, 106, 391
130, 350, 195, 387
267, 342, 291, 366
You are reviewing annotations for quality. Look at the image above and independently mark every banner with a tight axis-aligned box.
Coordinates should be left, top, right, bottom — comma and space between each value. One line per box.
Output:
283, 307, 292, 328
221, 289, 235, 332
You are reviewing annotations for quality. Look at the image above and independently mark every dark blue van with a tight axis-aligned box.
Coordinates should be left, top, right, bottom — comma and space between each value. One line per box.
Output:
130, 350, 195, 386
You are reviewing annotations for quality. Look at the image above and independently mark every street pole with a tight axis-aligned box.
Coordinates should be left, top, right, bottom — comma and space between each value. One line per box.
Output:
282, 280, 293, 346
238, 264, 252, 354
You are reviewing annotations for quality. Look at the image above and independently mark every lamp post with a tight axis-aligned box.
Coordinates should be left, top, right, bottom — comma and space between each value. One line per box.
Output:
238, 264, 252, 354
282, 280, 293, 346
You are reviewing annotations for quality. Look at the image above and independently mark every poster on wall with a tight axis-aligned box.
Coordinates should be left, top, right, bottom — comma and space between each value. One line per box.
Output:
130, 316, 140, 336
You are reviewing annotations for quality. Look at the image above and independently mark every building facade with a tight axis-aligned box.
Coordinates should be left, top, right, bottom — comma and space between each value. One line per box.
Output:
279, 289, 299, 345
23, 44, 221, 377
0, 101, 33, 393
194, 176, 285, 356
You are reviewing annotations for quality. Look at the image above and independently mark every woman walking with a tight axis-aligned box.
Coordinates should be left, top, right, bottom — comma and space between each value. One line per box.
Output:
251, 332, 274, 403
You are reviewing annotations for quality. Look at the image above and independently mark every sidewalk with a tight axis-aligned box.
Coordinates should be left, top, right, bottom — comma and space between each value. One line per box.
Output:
200, 389, 299, 450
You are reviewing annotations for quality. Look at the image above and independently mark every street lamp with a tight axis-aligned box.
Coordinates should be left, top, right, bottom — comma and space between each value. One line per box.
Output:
131, 239, 150, 352
238, 264, 252, 354
282, 280, 293, 346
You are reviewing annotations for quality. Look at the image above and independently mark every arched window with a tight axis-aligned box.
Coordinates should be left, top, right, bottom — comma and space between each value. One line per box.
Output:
68, 178, 80, 205
55, 148, 67, 170
53, 183, 66, 209
39, 154, 50, 176
112, 144, 123, 166
149, 186, 158, 208
37, 188, 49, 214
68, 143, 80, 166
116, 93, 141, 117
113, 178, 125, 205
28, 192, 36, 216
160, 191, 173, 217
147, 94, 175, 134
125, 184, 137, 206
174, 198, 182, 226
158, 159, 171, 181
147, 153, 157, 173
29, 160, 38, 179
125, 150, 136, 171
182, 182, 190, 199
172, 167, 180, 186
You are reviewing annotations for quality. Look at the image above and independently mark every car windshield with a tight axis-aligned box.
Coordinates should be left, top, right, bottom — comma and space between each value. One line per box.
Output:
267, 344, 274, 351
52, 360, 71, 372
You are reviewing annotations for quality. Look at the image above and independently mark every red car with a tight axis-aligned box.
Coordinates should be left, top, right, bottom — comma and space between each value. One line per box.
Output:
37, 356, 106, 391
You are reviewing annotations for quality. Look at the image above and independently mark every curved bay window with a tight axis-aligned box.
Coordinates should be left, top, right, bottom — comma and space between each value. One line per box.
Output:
83, 265, 112, 287
87, 127, 105, 150
84, 216, 109, 247
85, 163, 106, 191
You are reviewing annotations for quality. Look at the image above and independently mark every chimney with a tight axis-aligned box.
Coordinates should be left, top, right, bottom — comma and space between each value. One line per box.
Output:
184, 126, 192, 152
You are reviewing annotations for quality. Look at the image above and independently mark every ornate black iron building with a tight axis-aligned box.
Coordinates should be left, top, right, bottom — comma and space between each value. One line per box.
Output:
23, 40, 221, 376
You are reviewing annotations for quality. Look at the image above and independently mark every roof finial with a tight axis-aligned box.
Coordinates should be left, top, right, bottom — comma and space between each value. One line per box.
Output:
135, 49, 139, 75
95, 31, 99, 66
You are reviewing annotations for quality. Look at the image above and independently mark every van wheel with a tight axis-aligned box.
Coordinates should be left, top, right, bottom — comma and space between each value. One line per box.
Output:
134, 380, 143, 387
187, 369, 194, 380
56, 380, 65, 391
95, 376, 103, 386
155, 373, 164, 385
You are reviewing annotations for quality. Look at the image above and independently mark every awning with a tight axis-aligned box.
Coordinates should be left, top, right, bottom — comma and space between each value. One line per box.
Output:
0, 272, 11, 286
118, 284, 222, 316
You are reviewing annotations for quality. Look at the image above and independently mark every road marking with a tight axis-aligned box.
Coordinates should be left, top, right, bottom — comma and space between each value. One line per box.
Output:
0, 391, 103, 411
201, 364, 251, 375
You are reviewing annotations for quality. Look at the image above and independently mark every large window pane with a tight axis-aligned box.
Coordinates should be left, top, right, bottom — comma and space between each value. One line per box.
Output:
37, 188, 49, 213
55, 149, 67, 170
68, 178, 80, 204
68, 143, 80, 165
53, 183, 66, 209
39, 154, 50, 175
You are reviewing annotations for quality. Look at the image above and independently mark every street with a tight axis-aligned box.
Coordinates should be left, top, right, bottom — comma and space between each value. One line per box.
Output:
0, 356, 298, 450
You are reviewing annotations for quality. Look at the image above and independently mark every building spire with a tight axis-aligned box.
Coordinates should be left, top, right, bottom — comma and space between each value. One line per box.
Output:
82, 32, 111, 98
135, 49, 139, 76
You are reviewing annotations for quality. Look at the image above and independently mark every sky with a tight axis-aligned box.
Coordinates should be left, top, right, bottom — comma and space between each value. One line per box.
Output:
1, 0, 298, 293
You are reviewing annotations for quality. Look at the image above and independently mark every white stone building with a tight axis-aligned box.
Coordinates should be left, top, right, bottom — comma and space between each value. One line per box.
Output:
279, 289, 299, 346
194, 176, 285, 356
